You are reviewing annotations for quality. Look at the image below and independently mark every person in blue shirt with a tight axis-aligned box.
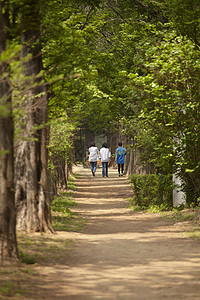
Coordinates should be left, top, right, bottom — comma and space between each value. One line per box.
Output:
115, 142, 127, 176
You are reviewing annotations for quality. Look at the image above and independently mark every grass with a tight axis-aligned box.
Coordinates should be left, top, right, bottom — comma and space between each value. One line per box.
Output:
51, 190, 85, 231
161, 208, 200, 239
150, 206, 200, 239
187, 228, 200, 239
0, 174, 85, 299
127, 198, 200, 239
161, 208, 196, 222
0, 267, 33, 299
67, 173, 79, 190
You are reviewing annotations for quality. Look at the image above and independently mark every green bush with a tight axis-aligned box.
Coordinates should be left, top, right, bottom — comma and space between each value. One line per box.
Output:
129, 173, 174, 209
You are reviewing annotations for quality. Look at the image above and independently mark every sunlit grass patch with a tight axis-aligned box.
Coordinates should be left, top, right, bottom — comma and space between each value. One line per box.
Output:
161, 208, 196, 222
52, 213, 85, 231
51, 190, 85, 232
186, 228, 200, 239
161, 208, 200, 240
67, 182, 76, 191
51, 193, 76, 213
126, 198, 200, 240
67, 174, 79, 190
71, 172, 79, 179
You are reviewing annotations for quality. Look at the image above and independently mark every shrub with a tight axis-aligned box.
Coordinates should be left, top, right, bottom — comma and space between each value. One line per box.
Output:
129, 173, 174, 209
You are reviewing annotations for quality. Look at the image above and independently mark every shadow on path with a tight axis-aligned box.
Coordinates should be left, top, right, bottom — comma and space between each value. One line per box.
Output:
34, 165, 200, 300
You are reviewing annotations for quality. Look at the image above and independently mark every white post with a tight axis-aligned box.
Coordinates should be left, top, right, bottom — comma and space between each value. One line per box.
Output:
173, 134, 187, 207
173, 173, 186, 207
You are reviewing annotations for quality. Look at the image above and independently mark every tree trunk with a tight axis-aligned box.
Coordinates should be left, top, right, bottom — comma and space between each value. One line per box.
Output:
126, 138, 134, 176
0, 3, 18, 265
15, 2, 53, 233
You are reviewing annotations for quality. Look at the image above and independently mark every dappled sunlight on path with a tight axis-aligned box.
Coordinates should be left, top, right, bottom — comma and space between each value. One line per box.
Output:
38, 165, 200, 299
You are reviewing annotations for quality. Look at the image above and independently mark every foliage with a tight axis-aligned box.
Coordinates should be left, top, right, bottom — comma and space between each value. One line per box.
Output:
41, 1, 200, 205
48, 111, 75, 159
129, 173, 174, 209
2, 0, 200, 207
117, 24, 200, 204
42, 1, 119, 134
161, 0, 200, 46
48, 110, 75, 189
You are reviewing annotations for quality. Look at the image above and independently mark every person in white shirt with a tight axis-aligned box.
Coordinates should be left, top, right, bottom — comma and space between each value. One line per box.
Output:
99, 142, 111, 177
88, 142, 99, 176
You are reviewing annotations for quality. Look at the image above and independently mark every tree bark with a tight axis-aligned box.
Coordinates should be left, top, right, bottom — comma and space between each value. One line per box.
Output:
126, 138, 134, 176
15, 1, 53, 233
0, 2, 19, 265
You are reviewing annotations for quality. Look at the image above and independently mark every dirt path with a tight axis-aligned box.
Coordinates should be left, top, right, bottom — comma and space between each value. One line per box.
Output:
37, 165, 200, 299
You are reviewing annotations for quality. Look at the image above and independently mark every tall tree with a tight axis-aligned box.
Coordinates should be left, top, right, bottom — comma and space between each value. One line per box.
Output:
0, 1, 18, 265
15, 0, 53, 232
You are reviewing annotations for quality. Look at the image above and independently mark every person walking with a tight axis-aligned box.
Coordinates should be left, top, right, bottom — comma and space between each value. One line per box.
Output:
88, 142, 99, 176
99, 142, 111, 177
115, 142, 127, 176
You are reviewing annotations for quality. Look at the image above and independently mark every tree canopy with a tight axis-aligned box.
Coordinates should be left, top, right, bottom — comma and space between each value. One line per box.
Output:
41, 0, 200, 203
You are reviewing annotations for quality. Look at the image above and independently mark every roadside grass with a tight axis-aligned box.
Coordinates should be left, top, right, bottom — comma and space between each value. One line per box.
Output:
0, 174, 85, 299
127, 198, 200, 240
67, 173, 79, 190
160, 208, 200, 239
51, 190, 85, 231
160, 208, 196, 223
0, 267, 36, 299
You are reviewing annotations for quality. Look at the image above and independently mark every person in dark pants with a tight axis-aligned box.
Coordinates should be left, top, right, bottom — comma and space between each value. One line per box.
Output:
115, 142, 127, 176
99, 142, 111, 177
